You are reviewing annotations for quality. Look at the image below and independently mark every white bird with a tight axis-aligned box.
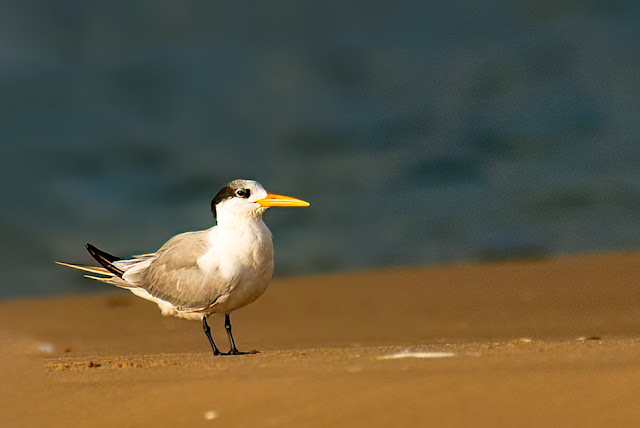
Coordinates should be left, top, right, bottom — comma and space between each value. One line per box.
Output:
57, 179, 309, 356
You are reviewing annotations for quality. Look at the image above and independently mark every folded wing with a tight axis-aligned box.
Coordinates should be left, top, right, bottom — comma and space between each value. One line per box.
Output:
125, 231, 233, 311
59, 232, 233, 312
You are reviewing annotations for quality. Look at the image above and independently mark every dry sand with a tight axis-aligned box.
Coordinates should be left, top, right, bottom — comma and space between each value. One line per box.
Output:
2, 251, 640, 427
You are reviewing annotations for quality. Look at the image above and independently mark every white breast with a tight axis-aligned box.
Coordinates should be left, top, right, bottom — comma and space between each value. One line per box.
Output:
197, 219, 274, 313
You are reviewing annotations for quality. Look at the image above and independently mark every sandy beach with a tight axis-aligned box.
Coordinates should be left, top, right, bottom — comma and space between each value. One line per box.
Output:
3, 251, 640, 427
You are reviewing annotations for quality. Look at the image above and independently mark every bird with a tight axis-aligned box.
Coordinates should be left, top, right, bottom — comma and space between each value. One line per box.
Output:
57, 179, 309, 356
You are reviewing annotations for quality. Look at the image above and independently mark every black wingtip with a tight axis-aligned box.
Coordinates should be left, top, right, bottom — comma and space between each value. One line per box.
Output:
86, 243, 122, 262
86, 243, 124, 277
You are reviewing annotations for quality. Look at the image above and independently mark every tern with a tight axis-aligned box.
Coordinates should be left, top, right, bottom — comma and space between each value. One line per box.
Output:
57, 179, 309, 356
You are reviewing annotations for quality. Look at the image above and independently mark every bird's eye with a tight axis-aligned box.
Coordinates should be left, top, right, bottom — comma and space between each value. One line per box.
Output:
235, 188, 250, 198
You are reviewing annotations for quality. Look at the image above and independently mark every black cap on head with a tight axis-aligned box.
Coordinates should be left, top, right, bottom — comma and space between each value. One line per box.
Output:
210, 180, 249, 218
211, 186, 235, 218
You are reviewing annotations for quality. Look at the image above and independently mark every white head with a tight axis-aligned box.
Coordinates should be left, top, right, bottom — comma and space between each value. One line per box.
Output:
211, 179, 309, 224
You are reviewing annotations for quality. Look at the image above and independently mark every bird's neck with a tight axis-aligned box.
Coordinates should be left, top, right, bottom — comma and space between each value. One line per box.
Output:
208, 210, 273, 256
215, 208, 267, 231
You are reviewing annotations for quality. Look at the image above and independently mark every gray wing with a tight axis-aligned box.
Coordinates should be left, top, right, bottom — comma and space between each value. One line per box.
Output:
123, 231, 233, 310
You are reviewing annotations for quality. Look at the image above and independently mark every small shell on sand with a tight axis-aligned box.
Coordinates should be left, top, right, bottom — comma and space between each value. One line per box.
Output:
377, 350, 455, 360
38, 343, 55, 354
203, 410, 219, 420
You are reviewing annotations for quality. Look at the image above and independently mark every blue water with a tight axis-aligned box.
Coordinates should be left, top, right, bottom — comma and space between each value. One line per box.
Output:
2, 1, 640, 298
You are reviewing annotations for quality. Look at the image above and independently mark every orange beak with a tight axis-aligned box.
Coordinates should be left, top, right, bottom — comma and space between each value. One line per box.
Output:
256, 193, 310, 208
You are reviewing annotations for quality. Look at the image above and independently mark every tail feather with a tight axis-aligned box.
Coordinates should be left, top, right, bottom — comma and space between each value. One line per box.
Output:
86, 243, 124, 278
55, 262, 110, 276
84, 274, 137, 289
56, 262, 136, 289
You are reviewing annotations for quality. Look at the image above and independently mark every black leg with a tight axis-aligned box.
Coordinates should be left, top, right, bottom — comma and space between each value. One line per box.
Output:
202, 316, 221, 356
223, 313, 259, 355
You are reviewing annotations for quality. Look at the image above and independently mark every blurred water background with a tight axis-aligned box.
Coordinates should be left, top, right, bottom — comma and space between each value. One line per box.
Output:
2, 1, 640, 298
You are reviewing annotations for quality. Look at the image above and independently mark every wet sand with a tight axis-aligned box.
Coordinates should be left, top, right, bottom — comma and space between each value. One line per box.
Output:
2, 251, 640, 427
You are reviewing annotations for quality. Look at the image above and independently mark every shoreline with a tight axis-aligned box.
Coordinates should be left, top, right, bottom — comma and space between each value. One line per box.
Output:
3, 251, 640, 427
